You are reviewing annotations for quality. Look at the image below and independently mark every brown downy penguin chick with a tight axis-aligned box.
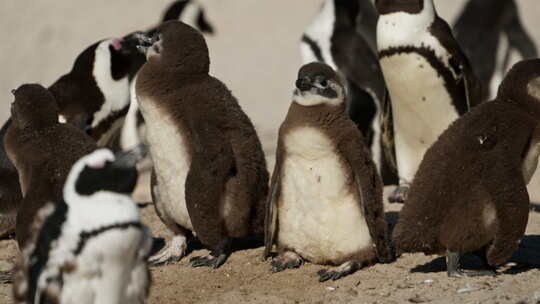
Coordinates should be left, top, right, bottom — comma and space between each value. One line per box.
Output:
0, 119, 20, 238
393, 59, 540, 277
135, 21, 269, 268
264, 62, 394, 282
4, 84, 97, 249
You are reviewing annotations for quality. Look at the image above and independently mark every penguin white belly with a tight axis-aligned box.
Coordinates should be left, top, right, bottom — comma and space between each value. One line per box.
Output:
60, 227, 143, 304
138, 98, 193, 231
278, 127, 372, 264
380, 54, 459, 183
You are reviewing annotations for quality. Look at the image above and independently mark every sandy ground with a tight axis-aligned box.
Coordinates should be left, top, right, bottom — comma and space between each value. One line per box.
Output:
1, 0, 540, 303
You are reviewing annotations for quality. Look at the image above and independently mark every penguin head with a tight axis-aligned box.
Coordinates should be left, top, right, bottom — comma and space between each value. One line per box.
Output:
64, 145, 147, 201
162, 0, 215, 35
10, 84, 59, 130
292, 62, 345, 107
49, 38, 132, 136
498, 59, 540, 104
375, 0, 433, 15
135, 21, 210, 75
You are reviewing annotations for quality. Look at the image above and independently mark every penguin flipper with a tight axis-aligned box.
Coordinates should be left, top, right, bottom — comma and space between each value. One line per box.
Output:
432, 16, 484, 108
380, 89, 397, 177
480, 125, 533, 267
338, 129, 394, 264
184, 122, 235, 250
263, 139, 283, 260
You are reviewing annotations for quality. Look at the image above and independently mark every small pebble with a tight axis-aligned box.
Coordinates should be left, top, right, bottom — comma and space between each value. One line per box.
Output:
457, 283, 481, 294
423, 279, 434, 284
326, 287, 336, 291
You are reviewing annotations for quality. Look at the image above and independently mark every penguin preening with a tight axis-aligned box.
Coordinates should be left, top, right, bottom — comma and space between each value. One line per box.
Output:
119, 0, 216, 151
48, 37, 133, 147
13, 147, 151, 304
300, 0, 398, 185
134, 21, 268, 268
393, 59, 540, 277
0, 38, 134, 239
264, 62, 393, 282
4, 84, 97, 249
376, 0, 482, 203
454, 0, 538, 100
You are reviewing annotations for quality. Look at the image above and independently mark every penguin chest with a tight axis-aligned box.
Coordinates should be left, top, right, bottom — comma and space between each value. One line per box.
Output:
138, 98, 193, 231
522, 137, 540, 184
380, 53, 459, 147
277, 127, 372, 264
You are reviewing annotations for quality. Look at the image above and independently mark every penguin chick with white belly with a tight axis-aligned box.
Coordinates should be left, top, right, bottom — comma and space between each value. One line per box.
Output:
135, 21, 269, 268
393, 59, 540, 277
376, 0, 483, 203
13, 147, 151, 304
264, 62, 394, 282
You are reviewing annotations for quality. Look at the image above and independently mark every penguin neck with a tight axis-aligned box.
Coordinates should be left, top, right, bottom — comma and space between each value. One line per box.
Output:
287, 102, 348, 129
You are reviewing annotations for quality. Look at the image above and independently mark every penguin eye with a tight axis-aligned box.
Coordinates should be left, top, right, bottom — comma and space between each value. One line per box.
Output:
320, 80, 328, 88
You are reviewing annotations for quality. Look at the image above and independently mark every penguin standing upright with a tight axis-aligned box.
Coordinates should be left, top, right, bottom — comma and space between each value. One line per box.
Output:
0, 38, 135, 238
454, 0, 538, 100
119, 0, 215, 150
376, 0, 482, 202
13, 148, 151, 304
393, 59, 540, 277
134, 21, 269, 268
300, 0, 396, 184
4, 84, 97, 249
265, 62, 393, 282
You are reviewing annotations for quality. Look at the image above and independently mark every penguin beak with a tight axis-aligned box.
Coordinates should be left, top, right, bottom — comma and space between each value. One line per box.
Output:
130, 31, 159, 55
112, 144, 148, 169
295, 77, 313, 92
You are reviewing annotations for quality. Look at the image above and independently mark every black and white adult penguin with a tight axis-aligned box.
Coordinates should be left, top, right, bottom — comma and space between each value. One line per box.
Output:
119, 0, 216, 151
264, 62, 393, 282
376, 0, 482, 203
12, 148, 151, 304
48, 37, 134, 147
300, 0, 398, 184
454, 0, 538, 100
134, 21, 269, 268
393, 59, 540, 277
0, 38, 134, 238
4, 84, 97, 249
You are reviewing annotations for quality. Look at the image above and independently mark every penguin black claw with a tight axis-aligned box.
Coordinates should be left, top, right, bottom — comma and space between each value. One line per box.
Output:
317, 261, 360, 282
271, 252, 304, 273
189, 253, 228, 269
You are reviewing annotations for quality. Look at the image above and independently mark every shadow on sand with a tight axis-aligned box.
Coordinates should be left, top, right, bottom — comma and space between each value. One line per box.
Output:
409, 235, 540, 275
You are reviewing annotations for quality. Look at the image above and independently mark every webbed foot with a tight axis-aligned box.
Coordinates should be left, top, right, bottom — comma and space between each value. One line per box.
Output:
317, 261, 360, 282
446, 250, 497, 278
271, 251, 303, 273
148, 234, 187, 266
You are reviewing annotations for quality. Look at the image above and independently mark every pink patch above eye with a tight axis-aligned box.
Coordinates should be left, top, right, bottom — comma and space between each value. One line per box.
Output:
112, 38, 123, 51
88, 160, 106, 169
